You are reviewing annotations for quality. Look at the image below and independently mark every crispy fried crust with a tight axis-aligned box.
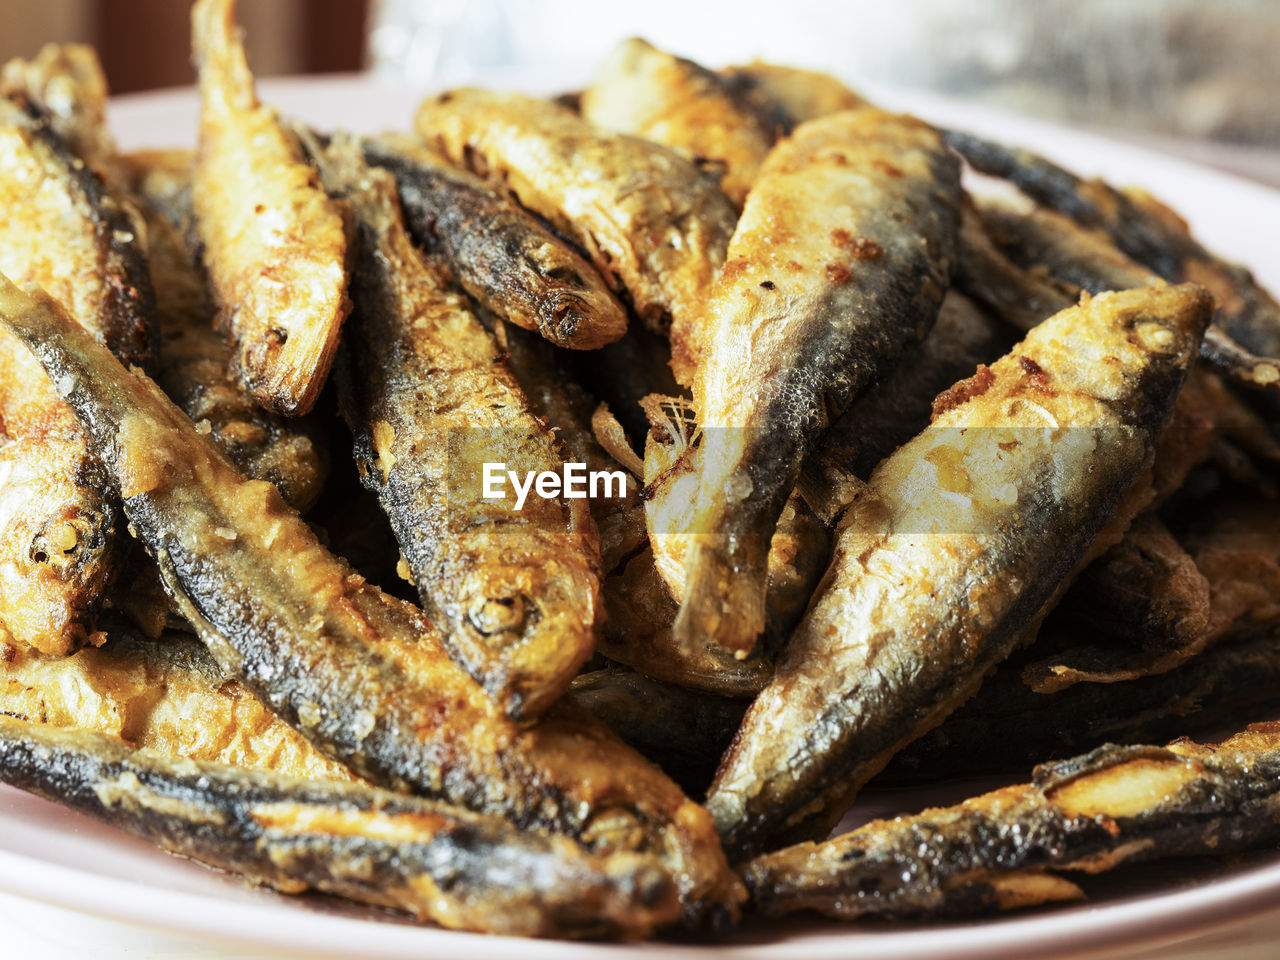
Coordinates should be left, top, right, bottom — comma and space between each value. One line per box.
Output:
0, 716, 680, 939
123, 150, 328, 511
191, 0, 351, 416
415, 88, 736, 346
675, 107, 961, 658
948, 130, 1280, 391
0, 48, 154, 655
0, 627, 353, 781
365, 135, 628, 349
315, 137, 602, 721
747, 723, 1280, 920
0, 277, 745, 928
706, 285, 1210, 861
583, 38, 781, 207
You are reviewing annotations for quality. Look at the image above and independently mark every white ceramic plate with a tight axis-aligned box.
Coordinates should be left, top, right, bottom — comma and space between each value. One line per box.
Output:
3, 74, 1280, 959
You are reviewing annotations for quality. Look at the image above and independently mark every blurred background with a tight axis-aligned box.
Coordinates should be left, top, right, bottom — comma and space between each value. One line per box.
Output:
4, 0, 1278, 180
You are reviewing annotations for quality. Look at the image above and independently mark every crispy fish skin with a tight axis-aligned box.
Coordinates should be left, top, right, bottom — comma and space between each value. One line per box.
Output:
191, 0, 351, 416
747, 723, 1280, 920
887, 630, 1280, 781
706, 285, 1211, 860
0, 437, 114, 654
364, 136, 627, 349
0, 61, 153, 655
718, 62, 866, 126
675, 107, 961, 658
582, 37, 781, 206
126, 156, 328, 511
495, 320, 646, 574
1, 44, 120, 191
0, 717, 679, 939
0, 96, 153, 376
953, 199, 1077, 334
316, 138, 602, 720
0, 278, 743, 927
414, 88, 737, 356
947, 130, 1280, 390
598, 546, 774, 697
799, 291, 1013, 522
0, 626, 353, 782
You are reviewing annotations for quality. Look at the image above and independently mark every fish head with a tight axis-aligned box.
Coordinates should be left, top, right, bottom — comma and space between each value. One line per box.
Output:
0, 438, 115, 656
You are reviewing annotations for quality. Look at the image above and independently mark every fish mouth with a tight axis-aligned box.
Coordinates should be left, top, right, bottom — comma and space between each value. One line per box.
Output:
542, 291, 590, 342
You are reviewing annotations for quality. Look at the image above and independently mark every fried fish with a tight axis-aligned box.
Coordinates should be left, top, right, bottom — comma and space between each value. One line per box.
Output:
0, 716, 679, 939
364, 135, 628, 349
747, 723, 1280, 920
0, 276, 743, 927
675, 107, 961, 658
313, 135, 602, 720
191, 0, 351, 416
0, 50, 153, 655
706, 284, 1210, 860
582, 37, 782, 206
947, 130, 1280, 392
414, 87, 737, 369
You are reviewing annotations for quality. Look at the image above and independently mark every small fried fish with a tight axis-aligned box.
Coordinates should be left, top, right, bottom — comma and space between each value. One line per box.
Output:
675, 107, 961, 658
414, 87, 736, 355
365, 135, 627, 349
191, 0, 351, 415
582, 37, 782, 206
0, 716, 679, 939
706, 284, 1210, 860
948, 130, 1280, 392
747, 723, 1280, 920
0, 50, 153, 655
314, 136, 602, 720
0, 276, 743, 927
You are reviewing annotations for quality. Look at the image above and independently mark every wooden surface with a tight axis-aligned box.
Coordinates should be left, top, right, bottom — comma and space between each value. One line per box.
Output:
0, 0, 370, 94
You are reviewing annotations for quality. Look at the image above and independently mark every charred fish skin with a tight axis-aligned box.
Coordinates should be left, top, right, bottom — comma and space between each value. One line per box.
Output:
675, 107, 962, 658
706, 284, 1211, 861
886, 629, 1280, 783
0, 717, 680, 939
363, 136, 628, 350
0, 49, 154, 369
126, 158, 329, 512
316, 137, 602, 721
0, 624, 355, 782
746, 723, 1280, 921
0, 52, 155, 655
946, 129, 1280, 388
191, 0, 351, 416
582, 37, 781, 207
0, 279, 744, 928
718, 62, 866, 127
414, 88, 737, 352
799, 291, 1013, 523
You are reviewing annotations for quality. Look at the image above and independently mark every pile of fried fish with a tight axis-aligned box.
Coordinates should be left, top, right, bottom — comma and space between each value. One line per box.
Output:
1, 1, 1279, 940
